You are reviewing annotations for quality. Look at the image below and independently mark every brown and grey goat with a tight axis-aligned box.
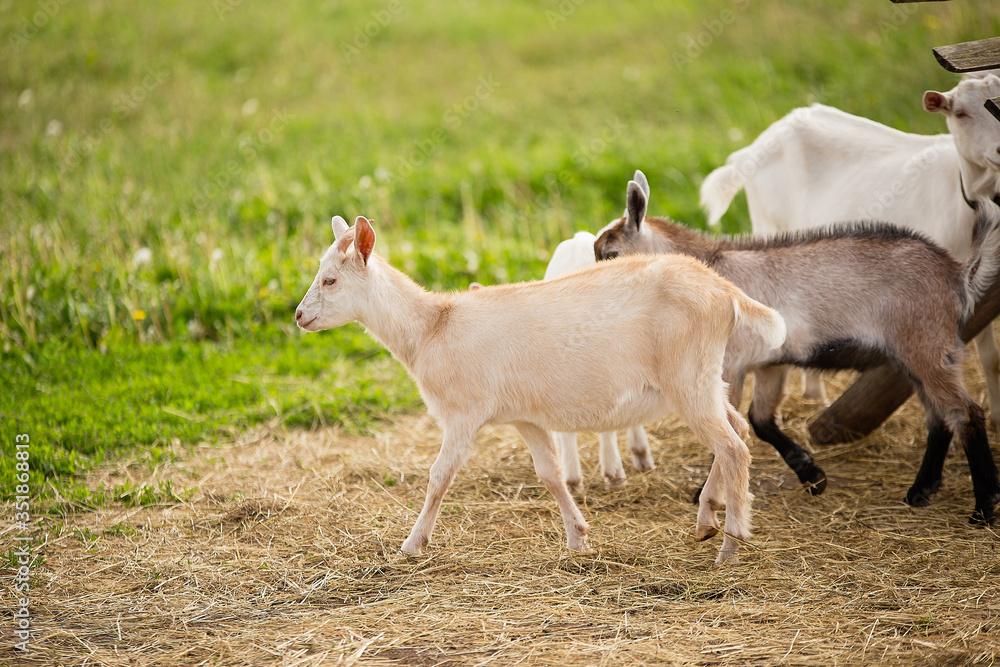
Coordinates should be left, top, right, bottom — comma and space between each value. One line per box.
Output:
595, 171, 1000, 525
296, 214, 786, 562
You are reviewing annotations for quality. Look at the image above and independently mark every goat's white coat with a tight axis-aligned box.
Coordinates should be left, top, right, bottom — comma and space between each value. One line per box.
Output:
296, 215, 786, 562
700, 74, 1000, 414
543, 232, 654, 490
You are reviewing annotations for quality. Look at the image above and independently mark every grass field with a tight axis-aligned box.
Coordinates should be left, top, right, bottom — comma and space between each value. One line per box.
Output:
2, 0, 1000, 664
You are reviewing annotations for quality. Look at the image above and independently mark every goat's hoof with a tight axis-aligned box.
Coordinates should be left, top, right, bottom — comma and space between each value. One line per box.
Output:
631, 453, 655, 471
696, 524, 719, 541
568, 536, 592, 552
905, 480, 940, 508
400, 537, 426, 556
969, 508, 996, 526
714, 550, 739, 565
604, 476, 628, 491
801, 468, 827, 495
905, 483, 940, 508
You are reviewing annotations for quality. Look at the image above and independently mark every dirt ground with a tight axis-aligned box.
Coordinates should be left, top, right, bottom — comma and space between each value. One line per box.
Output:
3, 370, 1000, 666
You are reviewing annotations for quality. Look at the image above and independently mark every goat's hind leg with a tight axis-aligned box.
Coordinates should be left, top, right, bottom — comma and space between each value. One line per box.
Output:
598, 431, 628, 490
628, 425, 655, 471
905, 411, 951, 508
516, 422, 591, 550
957, 401, 999, 525
687, 412, 754, 563
555, 431, 584, 492
802, 369, 828, 404
914, 362, 999, 525
675, 381, 753, 563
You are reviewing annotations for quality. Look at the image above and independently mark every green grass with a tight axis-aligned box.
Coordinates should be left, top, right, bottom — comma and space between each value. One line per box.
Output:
2, 0, 998, 505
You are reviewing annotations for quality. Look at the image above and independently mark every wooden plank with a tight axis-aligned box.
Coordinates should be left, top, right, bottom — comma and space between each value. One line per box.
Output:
987, 97, 1000, 124
933, 37, 1000, 73
810, 275, 1000, 444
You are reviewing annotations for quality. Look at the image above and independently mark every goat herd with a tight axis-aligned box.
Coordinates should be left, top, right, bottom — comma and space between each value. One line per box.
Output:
295, 73, 1000, 564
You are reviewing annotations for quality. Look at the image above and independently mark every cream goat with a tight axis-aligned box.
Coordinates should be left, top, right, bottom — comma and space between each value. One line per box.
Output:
543, 231, 654, 491
295, 215, 787, 562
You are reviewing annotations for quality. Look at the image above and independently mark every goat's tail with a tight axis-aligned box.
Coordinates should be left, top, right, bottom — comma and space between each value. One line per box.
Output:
732, 293, 786, 351
962, 198, 1000, 322
700, 158, 746, 228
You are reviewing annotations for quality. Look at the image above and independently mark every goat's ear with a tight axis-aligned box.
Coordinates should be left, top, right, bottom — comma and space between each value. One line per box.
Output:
354, 216, 376, 265
332, 215, 349, 240
625, 180, 647, 231
923, 90, 951, 113
633, 170, 650, 198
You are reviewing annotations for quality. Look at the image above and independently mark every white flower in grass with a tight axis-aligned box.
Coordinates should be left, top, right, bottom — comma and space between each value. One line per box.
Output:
211, 248, 224, 265
132, 247, 153, 268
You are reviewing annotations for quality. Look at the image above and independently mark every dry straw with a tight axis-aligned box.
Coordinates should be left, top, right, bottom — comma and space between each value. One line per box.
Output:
4, 368, 1000, 666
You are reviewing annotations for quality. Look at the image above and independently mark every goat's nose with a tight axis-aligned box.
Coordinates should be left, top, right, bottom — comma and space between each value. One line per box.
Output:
295, 308, 303, 321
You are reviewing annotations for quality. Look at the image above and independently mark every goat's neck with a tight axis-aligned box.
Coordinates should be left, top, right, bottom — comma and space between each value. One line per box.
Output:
356, 257, 444, 371
959, 157, 1000, 201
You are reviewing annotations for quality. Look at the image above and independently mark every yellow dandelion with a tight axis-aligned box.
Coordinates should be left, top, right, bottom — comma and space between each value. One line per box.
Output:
133, 309, 147, 321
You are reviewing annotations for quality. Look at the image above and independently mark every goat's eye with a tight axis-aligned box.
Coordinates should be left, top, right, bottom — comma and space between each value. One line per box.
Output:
604, 251, 620, 260
955, 110, 969, 119
322, 277, 336, 286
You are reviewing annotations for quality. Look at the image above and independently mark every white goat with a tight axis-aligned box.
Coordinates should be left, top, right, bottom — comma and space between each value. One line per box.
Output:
296, 215, 786, 562
700, 73, 1000, 415
543, 231, 654, 491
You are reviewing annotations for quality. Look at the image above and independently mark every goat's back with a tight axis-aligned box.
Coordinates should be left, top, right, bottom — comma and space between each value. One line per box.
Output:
713, 224, 967, 366
414, 254, 743, 430
732, 105, 969, 255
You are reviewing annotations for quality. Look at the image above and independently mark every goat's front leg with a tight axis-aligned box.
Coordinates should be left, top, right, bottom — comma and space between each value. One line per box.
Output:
515, 422, 591, 551
749, 366, 827, 494
401, 422, 478, 555
973, 326, 1000, 431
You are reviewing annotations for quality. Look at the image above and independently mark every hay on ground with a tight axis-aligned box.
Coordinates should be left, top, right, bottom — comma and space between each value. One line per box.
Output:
4, 367, 1000, 666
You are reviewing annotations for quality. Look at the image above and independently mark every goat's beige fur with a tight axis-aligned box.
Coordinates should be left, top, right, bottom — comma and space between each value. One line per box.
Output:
296, 215, 786, 563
